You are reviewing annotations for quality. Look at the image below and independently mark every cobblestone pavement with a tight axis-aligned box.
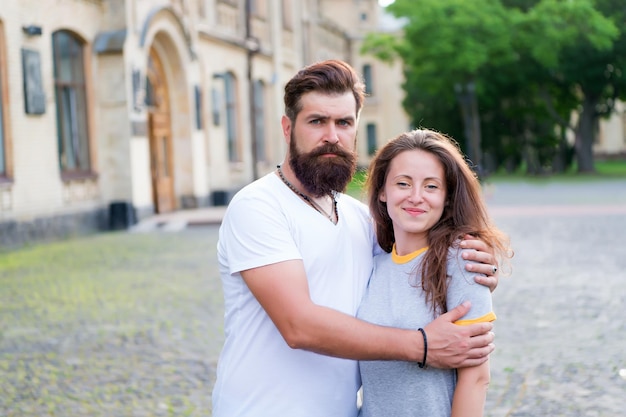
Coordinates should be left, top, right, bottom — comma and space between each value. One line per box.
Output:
1, 179, 625, 416
483, 180, 626, 417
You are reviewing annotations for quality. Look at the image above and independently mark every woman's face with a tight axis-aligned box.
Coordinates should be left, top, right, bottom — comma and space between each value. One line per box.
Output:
379, 149, 447, 254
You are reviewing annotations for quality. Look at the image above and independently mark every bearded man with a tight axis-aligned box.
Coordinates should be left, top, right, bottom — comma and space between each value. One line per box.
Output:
212, 60, 499, 417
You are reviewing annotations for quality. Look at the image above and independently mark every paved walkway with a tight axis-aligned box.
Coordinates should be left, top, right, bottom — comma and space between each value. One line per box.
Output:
131, 206, 228, 233
479, 180, 626, 416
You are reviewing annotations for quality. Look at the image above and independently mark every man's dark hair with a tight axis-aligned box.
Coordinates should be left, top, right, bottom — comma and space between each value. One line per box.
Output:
284, 60, 366, 122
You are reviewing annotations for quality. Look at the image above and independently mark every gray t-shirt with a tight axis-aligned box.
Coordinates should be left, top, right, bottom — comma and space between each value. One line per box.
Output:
357, 245, 495, 417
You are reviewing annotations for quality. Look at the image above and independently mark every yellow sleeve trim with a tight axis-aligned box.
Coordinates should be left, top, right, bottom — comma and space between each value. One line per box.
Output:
454, 311, 497, 326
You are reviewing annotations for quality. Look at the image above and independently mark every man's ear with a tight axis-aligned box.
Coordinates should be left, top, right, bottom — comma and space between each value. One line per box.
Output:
281, 115, 292, 143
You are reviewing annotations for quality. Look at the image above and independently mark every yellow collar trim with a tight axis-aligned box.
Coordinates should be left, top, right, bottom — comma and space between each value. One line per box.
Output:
391, 244, 429, 264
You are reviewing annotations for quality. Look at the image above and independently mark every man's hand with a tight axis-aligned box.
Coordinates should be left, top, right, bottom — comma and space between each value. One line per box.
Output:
423, 301, 495, 369
460, 234, 499, 292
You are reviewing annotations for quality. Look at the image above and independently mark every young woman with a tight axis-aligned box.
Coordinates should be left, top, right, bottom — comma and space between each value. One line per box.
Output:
357, 129, 513, 417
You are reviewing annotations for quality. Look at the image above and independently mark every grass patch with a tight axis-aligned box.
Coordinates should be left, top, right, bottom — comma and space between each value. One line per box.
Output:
0, 229, 222, 416
346, 169, 368, 199
594, 159, 626, 176
488, 159, 626, 183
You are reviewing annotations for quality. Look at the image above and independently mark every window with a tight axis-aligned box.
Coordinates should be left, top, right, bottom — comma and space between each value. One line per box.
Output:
0, 66, 5, 176
253, 80, 266, 162
622, 111, 626, 145
224, 72, 240, 162
366, 123, 377, 156
363, 64, 373, 96
251, 0, 268, 18
52, 31, 91, 174
0, 21, 8, 179
282, 0, 293, 30
0, 31, 8, 178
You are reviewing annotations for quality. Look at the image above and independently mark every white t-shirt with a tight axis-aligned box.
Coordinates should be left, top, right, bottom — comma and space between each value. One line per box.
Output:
212, 173, 377, 417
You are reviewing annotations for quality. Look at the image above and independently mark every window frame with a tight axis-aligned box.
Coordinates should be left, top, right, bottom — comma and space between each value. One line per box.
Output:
363, 64, 373, 96
52, 30, 95, 180
224, 72, 240, 162
366, 122, 377, 156
253, 79, 266, 162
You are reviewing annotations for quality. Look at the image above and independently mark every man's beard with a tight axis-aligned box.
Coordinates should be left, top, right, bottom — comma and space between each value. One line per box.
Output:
289, 133, 357, 198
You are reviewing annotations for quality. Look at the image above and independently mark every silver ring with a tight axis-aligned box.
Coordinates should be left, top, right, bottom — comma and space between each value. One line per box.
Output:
492, 265, 498, 275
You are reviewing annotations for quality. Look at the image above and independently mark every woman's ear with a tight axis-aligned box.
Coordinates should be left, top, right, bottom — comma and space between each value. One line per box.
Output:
379, 191, 386, 203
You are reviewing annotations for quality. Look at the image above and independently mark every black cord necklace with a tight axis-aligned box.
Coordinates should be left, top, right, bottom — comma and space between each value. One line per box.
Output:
276, 165, 338, 224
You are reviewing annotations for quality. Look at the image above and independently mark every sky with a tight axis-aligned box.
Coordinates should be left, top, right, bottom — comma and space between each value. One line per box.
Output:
379, 0, 395, 7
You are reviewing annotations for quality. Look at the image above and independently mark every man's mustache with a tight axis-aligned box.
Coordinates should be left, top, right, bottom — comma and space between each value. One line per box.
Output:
309, 144, 353, 159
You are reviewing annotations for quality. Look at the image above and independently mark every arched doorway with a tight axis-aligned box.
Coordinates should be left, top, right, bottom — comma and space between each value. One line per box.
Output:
146, 48, 175, 213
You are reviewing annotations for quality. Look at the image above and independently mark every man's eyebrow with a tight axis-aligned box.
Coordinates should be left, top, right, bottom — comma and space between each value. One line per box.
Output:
304, 113, 355, 122
306, 113, 329, 119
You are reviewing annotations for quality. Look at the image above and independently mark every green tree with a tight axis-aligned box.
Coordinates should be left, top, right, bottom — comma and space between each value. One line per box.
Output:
388, 0, 518, 172
363, 0, 621, 174
529, 0, 625, 173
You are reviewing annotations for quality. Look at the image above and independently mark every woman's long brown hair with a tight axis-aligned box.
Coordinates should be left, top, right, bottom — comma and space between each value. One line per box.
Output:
367, 129, 512, 315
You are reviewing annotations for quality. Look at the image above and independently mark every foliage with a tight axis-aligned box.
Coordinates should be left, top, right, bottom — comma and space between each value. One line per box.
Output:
346, 169, 368, 200
362, 0, 625, 175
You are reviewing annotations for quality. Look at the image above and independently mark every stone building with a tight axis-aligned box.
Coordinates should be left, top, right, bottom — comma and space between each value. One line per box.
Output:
0, 0, 409, 247
597, 100, 626, 159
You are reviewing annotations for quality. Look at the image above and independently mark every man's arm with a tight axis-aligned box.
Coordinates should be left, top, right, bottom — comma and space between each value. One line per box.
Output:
460, 235, 499, 292
242, 259, 493, 368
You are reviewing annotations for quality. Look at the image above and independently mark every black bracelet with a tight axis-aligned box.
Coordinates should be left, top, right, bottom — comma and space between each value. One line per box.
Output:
417, 328, 427, 368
